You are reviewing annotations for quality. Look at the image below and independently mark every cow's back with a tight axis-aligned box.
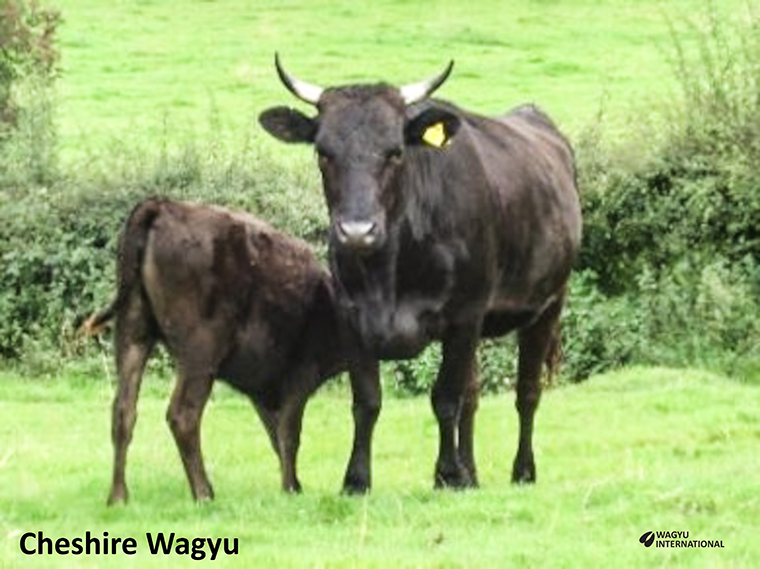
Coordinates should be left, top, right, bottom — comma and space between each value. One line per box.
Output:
459, 104, 582, 313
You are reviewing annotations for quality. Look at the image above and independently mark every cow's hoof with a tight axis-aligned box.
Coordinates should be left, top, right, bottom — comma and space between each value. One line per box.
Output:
434, 464, 474, 490
342, 473, 370, 495
284, 479, 303, 494
511, 460, 536, 484
461, 463, 480, 489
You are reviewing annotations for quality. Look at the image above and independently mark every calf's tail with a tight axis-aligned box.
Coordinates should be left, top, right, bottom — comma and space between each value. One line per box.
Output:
82, 198, 163, 336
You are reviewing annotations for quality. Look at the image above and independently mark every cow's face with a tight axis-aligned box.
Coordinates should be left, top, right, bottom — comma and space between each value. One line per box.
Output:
260, 56, 460, 253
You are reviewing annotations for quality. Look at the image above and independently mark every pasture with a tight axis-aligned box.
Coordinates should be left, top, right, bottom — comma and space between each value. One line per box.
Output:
1, 368, 758, 567
2, 0, 760, 567
54, 0, 745, 160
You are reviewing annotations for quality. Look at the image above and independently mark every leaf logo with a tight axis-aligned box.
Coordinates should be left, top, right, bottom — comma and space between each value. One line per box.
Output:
639, 531, 655, 548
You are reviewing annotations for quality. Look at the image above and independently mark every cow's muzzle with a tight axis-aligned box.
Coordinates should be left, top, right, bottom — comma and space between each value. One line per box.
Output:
335, 218, 384, 250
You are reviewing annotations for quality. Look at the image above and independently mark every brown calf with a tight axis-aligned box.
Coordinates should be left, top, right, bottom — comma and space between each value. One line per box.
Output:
85, 198, 346, 504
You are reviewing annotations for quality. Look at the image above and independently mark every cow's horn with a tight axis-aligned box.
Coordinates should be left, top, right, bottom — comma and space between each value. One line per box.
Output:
399, 60, 454, 105
274, 53, 324, 105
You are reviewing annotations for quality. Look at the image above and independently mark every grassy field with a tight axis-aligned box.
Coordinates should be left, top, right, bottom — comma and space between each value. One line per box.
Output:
3, 1, 759, 567
1, 367, 758, 567
53, 0, 748, 162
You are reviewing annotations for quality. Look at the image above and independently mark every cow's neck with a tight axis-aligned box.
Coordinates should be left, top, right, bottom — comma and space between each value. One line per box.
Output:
331, 219, 459, 358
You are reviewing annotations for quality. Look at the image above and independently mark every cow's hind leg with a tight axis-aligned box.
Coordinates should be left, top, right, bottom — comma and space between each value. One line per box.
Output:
108, 298, 156, 506
512, 298, 563, 483
167, 367, 214, 500
432, 322, 480, 489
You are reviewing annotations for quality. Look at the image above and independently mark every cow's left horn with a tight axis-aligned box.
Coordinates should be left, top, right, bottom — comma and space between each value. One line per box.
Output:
399, 60, 454, 105
274, 52, 324, 105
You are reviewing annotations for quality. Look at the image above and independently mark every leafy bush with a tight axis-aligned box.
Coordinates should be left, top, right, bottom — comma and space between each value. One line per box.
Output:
568, 1, 760, 382
0, 127, 329, 366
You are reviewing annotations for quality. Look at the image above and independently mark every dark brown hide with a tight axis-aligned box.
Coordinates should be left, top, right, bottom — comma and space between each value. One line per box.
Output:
85, 198, 345, 504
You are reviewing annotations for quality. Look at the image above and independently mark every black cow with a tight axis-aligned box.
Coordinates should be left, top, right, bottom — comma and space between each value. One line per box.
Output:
260, 56, 582, 493
84, 198, 346, 504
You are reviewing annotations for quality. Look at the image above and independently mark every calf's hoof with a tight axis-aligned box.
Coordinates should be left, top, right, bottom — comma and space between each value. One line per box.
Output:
192, 485, 215, 502
107, 488, 128, 507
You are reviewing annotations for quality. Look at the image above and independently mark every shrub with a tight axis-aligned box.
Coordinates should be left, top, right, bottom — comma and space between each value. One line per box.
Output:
568, 1, 760, 382
0, 127, 328, 365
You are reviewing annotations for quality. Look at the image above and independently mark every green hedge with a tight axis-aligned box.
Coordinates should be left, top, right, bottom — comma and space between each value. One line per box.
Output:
2, 1, 759, 387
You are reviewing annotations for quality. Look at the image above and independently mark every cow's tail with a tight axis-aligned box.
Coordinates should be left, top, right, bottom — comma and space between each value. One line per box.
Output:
542, 286, 567, 385
82, 198, 163, 336
543, 317, 562, 385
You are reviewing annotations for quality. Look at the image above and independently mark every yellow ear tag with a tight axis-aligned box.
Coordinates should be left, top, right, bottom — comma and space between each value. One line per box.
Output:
422, 122, 448, 148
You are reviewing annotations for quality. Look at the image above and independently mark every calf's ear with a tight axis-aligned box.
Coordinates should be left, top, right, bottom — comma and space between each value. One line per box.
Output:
259, 106, 316, 143
405, 107, 461, 148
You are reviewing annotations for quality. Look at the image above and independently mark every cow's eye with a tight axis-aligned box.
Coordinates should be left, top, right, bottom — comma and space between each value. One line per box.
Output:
385, 147, 403, 162
316, 148, 334, 166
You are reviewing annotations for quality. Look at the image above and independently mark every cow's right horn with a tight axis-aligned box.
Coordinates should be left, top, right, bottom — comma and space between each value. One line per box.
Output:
274, 53, 324, 105
399, 60, 454, 105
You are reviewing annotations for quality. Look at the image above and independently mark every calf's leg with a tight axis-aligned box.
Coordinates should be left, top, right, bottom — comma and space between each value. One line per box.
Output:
108, 300, 156, 506
276, 395, 308, 493
167, 368, 214, 500
251, 398, 280, 457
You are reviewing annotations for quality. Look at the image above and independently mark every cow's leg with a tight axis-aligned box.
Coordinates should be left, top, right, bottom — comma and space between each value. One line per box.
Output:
456, 352, 480, 487
432, 322, 480, 489
512, 298, 563, 483
167, 368, 214, 500
108, 300, 156, 506
342, 356, 381, 494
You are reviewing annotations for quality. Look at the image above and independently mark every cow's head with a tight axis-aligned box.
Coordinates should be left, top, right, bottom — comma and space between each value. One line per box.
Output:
259, 54, 460, 252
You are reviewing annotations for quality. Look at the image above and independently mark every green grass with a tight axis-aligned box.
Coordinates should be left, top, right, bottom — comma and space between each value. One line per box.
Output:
1, 367, 758, 567
53, 0, 748, 163
4, 3, 759, 564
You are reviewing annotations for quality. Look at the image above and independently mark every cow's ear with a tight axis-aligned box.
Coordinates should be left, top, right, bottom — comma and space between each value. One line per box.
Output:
259, 106, 316, 143
405, 107, 461, 149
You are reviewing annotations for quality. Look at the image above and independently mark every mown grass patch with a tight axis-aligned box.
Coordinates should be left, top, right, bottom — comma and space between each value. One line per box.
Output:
1, 367, 758, 567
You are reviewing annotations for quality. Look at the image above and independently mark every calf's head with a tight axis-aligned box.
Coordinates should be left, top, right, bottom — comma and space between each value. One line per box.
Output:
260, 54, 460, 253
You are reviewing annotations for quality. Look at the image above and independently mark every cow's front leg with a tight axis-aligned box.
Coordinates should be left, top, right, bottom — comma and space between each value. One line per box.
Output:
342, 356, 381, 494
457, 354, 480, 487
432, 321, 480, 489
